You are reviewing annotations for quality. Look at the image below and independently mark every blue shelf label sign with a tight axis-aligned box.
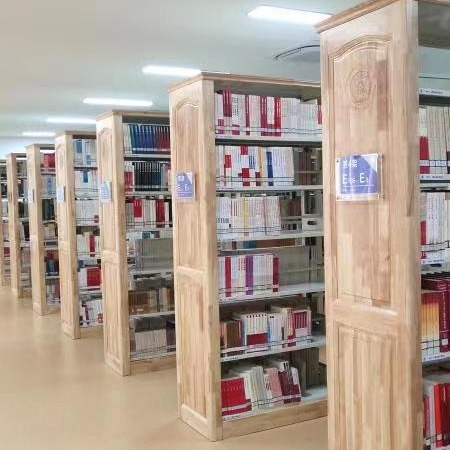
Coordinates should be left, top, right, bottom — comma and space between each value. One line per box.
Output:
336, 153, 381, 201
176, 172, 195, 199
99, 181, 112, 203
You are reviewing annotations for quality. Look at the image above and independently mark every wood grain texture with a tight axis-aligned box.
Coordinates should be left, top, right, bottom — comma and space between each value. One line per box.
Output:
97, 113, 130, 376
170, 78, 222, 441
27, 144, 57, 316
318, 1, 422, 449
6, 154, 22, 297
169, 74, 325, 441
55, 132, 95, 338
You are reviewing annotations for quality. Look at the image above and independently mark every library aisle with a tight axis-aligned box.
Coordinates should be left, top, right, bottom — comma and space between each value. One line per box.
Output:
0, 285, 327, 450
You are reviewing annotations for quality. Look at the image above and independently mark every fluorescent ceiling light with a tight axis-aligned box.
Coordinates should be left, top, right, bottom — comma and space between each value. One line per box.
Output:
142, 65, 201, 77
83, 98, 153, 107
22, 131, 55, 137
248, 6, 330, 25
46, 117, 96, 125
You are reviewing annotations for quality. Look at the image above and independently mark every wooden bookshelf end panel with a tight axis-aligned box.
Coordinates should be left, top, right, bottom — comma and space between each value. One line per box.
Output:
171, 79, 221, 440
331, 37, 390, 306
319, 1, 421, 449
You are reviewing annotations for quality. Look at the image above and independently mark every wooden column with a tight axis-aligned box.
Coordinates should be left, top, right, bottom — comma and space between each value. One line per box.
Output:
317, 1, 421, 448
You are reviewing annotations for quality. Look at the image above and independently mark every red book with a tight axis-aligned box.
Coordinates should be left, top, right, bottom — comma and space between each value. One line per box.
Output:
435, 383, 444, 447
156, 199, 165, 228
225, 256, 232, 298
260, 95, 267, 136
275, 97, 281, 137
273, 256, 279, 292
247, 333, 267, 348
89, 233, 95, 254
241, 147, 250, 187
133, 199, 142, 219
420, 136, 430, 174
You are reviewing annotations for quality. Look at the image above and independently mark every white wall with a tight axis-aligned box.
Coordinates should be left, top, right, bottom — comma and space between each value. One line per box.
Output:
0, 137, 54, 158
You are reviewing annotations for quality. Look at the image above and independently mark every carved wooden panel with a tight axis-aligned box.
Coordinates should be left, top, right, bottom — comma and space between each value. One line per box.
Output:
330, 37, 391, 306
319, 1, 421, 449
336, 325, 393, 449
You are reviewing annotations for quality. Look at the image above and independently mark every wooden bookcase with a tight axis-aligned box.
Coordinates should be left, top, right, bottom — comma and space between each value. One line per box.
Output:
96, 110, 175, 375
55, 131, 102, 339
169, 72, 326, 440
0, 159, 10, 286
317, 1, 450, 449
6, 153, 31, 298
27, 144, 59, 315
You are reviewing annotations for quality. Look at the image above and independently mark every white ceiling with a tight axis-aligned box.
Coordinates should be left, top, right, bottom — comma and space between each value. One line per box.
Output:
0, 0, 449, 156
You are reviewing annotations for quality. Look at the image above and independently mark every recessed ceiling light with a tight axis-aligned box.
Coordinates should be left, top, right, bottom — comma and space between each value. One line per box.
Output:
22, 131, 56, 138
46, 117, 96, 125
83, 98, 153, 107
248, 6, 330, 25
142, 65, 201, 77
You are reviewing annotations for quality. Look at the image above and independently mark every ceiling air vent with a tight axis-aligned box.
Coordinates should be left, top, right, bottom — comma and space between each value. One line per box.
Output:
274, 39, 320, 63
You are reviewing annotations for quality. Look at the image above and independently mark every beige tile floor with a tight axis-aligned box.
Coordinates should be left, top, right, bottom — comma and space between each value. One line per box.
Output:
0, 285, 328, 450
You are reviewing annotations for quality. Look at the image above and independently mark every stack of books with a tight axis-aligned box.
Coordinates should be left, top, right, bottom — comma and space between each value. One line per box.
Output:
44, 251, 59, 276
125, 198, 172, 229
78, 266, 101, 290
79, 298, 103, 326
75, 200, 99, 225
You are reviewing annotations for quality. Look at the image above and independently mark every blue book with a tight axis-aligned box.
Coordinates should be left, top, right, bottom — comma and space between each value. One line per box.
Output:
266, 151, 274, 186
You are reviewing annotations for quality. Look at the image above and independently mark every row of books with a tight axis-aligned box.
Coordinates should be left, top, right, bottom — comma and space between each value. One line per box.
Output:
127, 235, 173, 271
42, 175, 56, 197
420, 192, 450, 263
78, 266, 101, 289
43, 223, 57, 240
218, 254, 279, 300
74, 139, 97, 167
79, 299, 103, 327
216, 146, 295, 188
1, 183, 7, 197
419, 105, 450, 175
221, 307, 312, 354
2, 223, 8, 240
40, 153, 55, 170
422, 274, 450, 362
18, 180, 29, 198
17, 162, 27, 178
423, 370, 450, 449
217, 196, 281, 238
129, 316, 175, 356
76, 231, 100, 258
75, 200, 99, 226
128, 287, 174, 316
19, 223, 30, 241
221, 358, 301, 418
215, 90, 322, 138
74, 170, 98, 196
297, 149, 322, 185
42, 199, 55, 221
125, 198, 172, 230
18, 202, 28, 218
45, 283, 60, 305
44, 252, 59, 276
122, 124, 170, 154
124, 161, 171, 192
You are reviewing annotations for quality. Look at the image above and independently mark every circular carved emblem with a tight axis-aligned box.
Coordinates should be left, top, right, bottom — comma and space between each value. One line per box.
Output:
348, 70, 373, 107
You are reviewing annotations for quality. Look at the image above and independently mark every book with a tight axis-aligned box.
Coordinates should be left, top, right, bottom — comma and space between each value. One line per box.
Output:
125, 197, 172, 230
